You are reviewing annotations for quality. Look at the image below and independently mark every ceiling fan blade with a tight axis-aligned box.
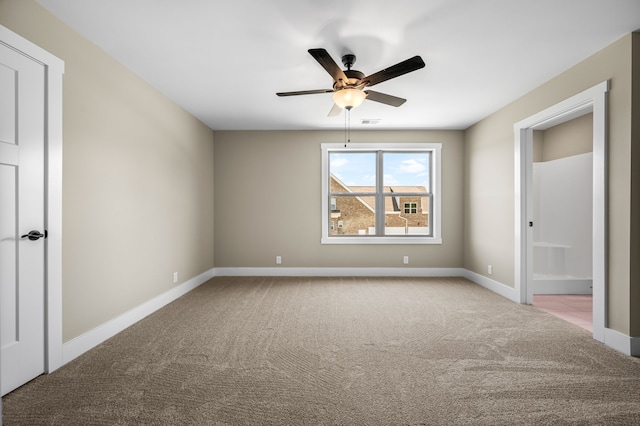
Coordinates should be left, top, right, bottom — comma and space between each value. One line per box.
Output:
276, 89, 334, 97
308, 48, 349, 84
363, 56, 425, 87
364, 90, 406, 107
327, 103, 342, 117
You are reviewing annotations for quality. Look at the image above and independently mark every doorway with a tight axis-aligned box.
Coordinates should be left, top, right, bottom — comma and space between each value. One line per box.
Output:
513, 81, 608, 343
530, 115, 594, 331
0, 25, 64, 397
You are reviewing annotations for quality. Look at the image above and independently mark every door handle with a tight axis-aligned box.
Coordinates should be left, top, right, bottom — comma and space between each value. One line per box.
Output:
21, 230, 47, 241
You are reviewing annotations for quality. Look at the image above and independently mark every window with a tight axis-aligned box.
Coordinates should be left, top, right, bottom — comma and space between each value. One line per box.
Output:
404, 202, 418, 214
321, 143, 442, 244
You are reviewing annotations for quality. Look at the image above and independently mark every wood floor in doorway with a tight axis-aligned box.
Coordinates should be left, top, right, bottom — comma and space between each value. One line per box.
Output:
533, 294, 593, 332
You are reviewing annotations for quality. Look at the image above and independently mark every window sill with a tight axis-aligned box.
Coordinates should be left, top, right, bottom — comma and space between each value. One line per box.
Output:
321, 236, 443, 245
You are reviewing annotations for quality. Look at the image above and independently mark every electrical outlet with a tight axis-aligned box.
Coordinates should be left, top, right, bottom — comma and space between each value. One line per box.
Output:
276, 256, 282, 265
403, 256, 409, 265
488, 265, 493, 275
173, 272, 178, 283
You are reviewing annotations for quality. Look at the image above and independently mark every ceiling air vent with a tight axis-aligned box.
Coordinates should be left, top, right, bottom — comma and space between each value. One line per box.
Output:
361, 119, 381, 125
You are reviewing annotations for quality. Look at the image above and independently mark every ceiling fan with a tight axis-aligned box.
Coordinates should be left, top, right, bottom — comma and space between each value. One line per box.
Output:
277, 48, 426, 116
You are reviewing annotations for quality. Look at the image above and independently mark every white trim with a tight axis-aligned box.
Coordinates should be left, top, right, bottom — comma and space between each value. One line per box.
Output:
62, 268, 215, 365
532, 278, 592, 294
0, 25, 64, 72
44, 44, 64, 373
0, 25, 65, 373
602, 328, 640, 357
591, 86, 608, 340
215, 267, 464, 277
462, 269, 519, 302
513, 81, 609, 342
513, 126, 529, 304
319, 236, 443, 245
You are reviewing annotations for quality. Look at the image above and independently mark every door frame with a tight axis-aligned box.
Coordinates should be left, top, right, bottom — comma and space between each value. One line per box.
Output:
513, 81, 608, 342
0, 25, 64, 373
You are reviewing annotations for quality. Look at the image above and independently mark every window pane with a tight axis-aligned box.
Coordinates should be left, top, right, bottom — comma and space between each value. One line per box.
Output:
329, 195, 375, 235
383, 152, 429, 191
329, 152, 376, 192
384, 195, 430, 235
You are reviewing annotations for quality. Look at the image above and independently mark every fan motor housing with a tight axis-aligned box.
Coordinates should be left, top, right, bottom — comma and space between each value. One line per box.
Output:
334, 69, 365, 89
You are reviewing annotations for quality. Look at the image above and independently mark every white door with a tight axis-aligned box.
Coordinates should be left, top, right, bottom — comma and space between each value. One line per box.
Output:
0, 42, 47, 396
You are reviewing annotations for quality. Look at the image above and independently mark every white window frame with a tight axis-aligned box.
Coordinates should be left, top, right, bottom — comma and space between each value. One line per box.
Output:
321, 143, 442, 245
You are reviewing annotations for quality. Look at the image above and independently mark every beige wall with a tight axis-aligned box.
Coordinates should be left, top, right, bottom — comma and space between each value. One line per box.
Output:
0, 0, 215, 341
213, 130, 464, 269
533, 113, 593, 162
465, 34, 636, 335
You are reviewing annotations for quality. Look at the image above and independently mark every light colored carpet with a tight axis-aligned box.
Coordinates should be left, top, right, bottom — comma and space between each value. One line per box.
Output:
3, 276, 640, 425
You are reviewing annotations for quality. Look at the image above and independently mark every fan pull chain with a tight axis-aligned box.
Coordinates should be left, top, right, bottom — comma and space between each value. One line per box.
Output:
348, 108, 351, 144
344, 108, 352, 147
344, 108, 348, 147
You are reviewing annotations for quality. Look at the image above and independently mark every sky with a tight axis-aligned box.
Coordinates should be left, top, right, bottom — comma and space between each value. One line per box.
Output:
330, 151, 430, 188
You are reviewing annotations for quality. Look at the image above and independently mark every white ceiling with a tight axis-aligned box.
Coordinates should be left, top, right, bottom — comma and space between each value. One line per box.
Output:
36, 0, 640, 131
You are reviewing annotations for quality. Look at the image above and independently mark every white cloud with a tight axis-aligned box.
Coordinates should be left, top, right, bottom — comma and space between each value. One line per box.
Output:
399, 159, 426, 174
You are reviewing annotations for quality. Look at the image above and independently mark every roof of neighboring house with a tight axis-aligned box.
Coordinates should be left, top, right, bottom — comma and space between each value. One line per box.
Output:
331, 175, 428, 213
350, 186, 428, 213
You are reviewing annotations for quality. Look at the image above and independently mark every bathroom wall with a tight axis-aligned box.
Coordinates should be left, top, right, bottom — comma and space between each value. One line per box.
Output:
532, 153, 593, 293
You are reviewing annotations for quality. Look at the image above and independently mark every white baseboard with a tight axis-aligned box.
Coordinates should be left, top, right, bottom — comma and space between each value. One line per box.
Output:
533, 278, 592, 294
62, 268, 215, 365
214, 267, 465, 277
462, 269, 519, 303
603, 328, 640, 357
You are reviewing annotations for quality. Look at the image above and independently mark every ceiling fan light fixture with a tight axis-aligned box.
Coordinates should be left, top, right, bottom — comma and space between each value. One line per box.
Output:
333, 88, 366, 110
